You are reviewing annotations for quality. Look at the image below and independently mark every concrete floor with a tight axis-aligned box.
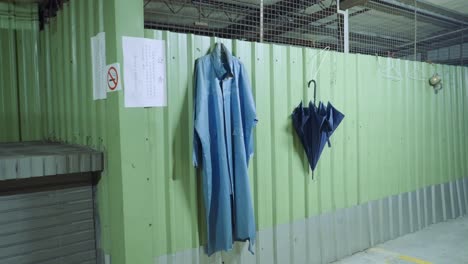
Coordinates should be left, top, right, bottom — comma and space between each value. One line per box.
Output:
333, 216, 468, 264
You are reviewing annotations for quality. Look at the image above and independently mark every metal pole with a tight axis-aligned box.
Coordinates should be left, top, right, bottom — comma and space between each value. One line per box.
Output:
461, 29, 464, 66
344, 9, 349, 53
337, 0, 349, 53
260, 0, 264, 43
414, 0, 417, 61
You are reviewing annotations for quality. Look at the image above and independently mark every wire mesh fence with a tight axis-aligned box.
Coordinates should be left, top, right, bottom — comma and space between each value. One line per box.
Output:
144, 0, 468, 66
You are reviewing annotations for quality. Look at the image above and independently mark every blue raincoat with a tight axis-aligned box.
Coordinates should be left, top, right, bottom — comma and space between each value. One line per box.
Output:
193, 43, 257, 255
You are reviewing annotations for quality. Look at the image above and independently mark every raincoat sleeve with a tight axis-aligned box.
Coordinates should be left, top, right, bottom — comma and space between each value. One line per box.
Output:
239, 63, 258, 164
193, 59, 203, 168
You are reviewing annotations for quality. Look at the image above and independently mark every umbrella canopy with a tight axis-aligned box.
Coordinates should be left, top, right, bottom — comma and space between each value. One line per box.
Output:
292, 100, 344, 171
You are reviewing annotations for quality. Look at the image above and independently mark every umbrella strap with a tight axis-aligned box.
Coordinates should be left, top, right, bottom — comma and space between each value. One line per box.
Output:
326, 132, 331, 148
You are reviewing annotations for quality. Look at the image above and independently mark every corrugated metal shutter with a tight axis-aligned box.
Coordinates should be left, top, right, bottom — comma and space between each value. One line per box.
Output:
0, 186, 97, 264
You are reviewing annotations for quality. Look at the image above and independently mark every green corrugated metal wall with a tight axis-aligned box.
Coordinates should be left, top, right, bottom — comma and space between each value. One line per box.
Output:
137, 30, 468, 257
0, 25, 20, 142
1, 1, 120, 260
2, 0, 467, 260
17, 21, 41, 141
36, 0, 134, 263
37, 0, 116, 258
0, 3, 39, 142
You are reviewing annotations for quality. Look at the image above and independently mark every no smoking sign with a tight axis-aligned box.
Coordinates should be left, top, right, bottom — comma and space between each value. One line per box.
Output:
106, 63, 121, 92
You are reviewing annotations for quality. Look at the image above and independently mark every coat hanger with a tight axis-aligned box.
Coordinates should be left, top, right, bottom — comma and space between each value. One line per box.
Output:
376, 55, 402, 82
308, 46, 330, 81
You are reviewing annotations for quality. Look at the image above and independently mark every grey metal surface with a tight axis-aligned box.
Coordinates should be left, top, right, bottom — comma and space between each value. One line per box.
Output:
381, 198, 391, 242
443, 182, 452, 221
456, 179, 465, 216
257, 228, 274, 264
334, 209, 348, 260
465, 178, 468, 214
154, 176, 468, 263
409, 191, 418, 233
319, 212, 336, 263
0, 186, 96, 264
293, 219, 307, 264
274, 221, 290, 263
400, 192, 411, 236
0, 141, 103, 180
415, 189, 424, 231
368, 200, 380, 246
344, 206, 359, 255
434, 184, 444, 223
307, 214, 322, 264
460, 178, 468, 215
425, 186, 433, 226
451, 181, 460, 218
335, 216, 468, 264
358, 203, 371, 251
390, 195, 399, 239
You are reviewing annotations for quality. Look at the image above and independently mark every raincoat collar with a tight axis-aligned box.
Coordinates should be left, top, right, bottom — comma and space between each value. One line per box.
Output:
210, 42, 235, 80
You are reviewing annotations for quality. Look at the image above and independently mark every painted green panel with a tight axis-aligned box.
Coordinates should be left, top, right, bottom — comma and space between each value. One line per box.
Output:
0, 3, 38, 142
165, 31, 193, 253
36, 0, 124, 263
331, 52, 348, 210
252, 42, 274, 228
0, 27, 19, 142
12, 4, 467, 258
17, 26, 41, 141
235, 39, 257, 224
303, 48, 320, 216
271, 44, 290, 225
342, 54, 359, 208
288, 46, 306, 220
143, 30, 468, 259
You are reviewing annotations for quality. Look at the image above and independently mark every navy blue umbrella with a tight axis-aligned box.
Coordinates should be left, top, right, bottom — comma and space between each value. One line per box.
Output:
292, 80, 344, 171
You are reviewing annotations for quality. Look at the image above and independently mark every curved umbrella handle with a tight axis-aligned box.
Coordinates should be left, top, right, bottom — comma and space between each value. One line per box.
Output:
326, 132, 331, 148
307, 79, 317, 105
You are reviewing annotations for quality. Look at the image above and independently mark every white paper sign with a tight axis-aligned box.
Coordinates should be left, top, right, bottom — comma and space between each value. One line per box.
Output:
106, 63, 121, 92
122, 36, 167, 107
91, 32, 107, 100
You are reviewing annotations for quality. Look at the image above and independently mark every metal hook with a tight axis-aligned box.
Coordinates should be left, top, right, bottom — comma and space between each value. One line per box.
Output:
308, 79, 317, 105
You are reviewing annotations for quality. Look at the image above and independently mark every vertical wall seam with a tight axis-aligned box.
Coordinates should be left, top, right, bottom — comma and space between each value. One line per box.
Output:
269, 44, 279, 264
13, 29, 22, 141
355, 55, 361, 204
286, 46, 294, 264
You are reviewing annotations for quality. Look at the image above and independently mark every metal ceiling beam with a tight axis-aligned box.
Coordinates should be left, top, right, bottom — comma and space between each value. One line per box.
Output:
263, 0, 321, 21
267, 35, 338, 49
220, 0, 321, 39
190, 0, 258, 13
263, 5, 337, 40
430, 57, 468, 66
370, 0, 468, 27
406, 0, 468, 23
317, 7, 370, 27
390, 27, 468, 53
300, 23, 409, 47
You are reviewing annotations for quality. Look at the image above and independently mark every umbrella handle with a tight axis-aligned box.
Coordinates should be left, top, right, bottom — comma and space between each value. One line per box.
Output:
307, 79, 317, 105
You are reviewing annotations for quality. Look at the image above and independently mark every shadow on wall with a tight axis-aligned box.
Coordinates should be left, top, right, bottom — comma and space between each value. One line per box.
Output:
290, 115, 310, 175
169, 68, 208, 247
